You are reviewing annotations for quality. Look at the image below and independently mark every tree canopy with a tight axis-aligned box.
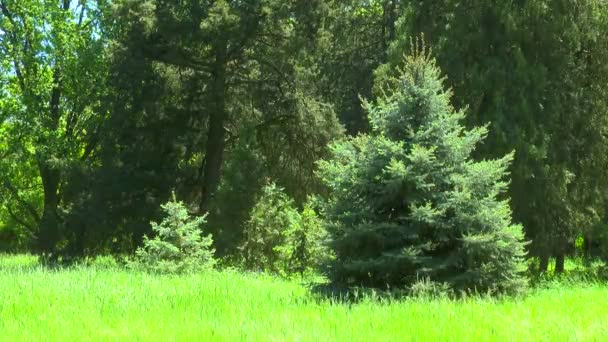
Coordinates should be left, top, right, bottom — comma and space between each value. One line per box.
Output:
1, 0, 607, 283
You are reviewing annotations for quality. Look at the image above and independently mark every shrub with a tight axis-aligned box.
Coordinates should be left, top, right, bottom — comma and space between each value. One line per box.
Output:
317, 42, 528, 295
277, 200, 331, 276
133, 194, 215, 274
241, 184, 330, 276
86, 255, 120, 270
241, 183, 300, 274
410, 278, 453, 299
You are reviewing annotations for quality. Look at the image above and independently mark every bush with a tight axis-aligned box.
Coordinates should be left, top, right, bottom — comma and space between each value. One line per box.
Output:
277, 200, 331, 276
86, 255, 121, 270
133, 194, 215, 274
241, 184, 330, 276
240, 183, 300, 274
317, 42, 528, 295
410, 278, 453, 299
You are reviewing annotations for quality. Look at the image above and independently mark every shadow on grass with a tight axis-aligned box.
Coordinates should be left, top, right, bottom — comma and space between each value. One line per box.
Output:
306, 281, 412, 305
0, 253, 129, 273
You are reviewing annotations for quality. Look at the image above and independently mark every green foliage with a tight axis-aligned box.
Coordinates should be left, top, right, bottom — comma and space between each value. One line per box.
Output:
276, 200, 331, 276
85, 255, 121, 270
1, 0, 608, 284
315, 0, 402, 134
318, 45, 528, 294
589, 223, 608, 261
241, 184, 329, 276
409, 277, 452, 299
134, 195, 215, 274
393, 0, 608, 268
241, 183, 301, 274
83, 0, 343, 259
0, 0, 110, 254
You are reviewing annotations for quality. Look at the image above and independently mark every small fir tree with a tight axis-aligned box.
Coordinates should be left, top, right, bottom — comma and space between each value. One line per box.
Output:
318, 41, 528, 294
277, 200, 331, 276
134, 194, 215, 274
241, 184, 330, 276
241, 183, 301, 274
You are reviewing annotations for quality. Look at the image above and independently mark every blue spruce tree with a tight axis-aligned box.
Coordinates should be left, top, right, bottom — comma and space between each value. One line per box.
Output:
318, 43, 528, 295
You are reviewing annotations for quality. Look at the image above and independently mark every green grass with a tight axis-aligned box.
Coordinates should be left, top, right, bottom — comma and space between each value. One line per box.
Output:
1, 255, 607, 341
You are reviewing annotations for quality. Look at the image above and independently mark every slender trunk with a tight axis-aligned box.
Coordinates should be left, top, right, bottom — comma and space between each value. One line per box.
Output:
583, 233, 592, 258
37, 162, 61, 254
37, 45, 64, 255
554, 234, 570, 274
555, 253, 565, 274
381, 2, 387, 55
380, 0, 397, 60
539, 253, 550, 273
200, 42, 227, 212
386, 0, 397, 43
67, 218, 86, 257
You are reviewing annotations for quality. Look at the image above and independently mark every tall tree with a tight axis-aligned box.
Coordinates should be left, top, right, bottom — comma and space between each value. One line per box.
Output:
0, 0, 108, 255
316, 0, 403, 134
390, 0, 608, 272
81, 0, 342, 255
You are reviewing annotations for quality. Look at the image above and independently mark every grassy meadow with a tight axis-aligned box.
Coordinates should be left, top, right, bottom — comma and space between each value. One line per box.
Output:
0, 254, 607, 341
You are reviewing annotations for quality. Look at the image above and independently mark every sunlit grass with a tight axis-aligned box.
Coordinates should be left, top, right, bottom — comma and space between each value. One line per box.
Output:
0, 254, 607, 341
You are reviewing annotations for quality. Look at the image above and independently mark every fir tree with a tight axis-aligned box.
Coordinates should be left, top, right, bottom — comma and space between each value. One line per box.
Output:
277, 200, 330, 277
318, 42, 528, 294
241, 184, 330, 276
134, 194, 215, 274
240, 183, 301, 274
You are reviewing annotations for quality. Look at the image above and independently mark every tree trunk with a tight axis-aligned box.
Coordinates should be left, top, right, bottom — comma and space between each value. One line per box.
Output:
67, 217, 86, 257
200, 42, 227, 212
36, 51, 65, 255
386, 0, 397, 43
539, 253, 550, 273
37, 162, 61, 255
583, 233, 592, 257
381, 0, 397, 59
555, 253, 565, 274
554, 234, 571, 274
37, 61, 63, 255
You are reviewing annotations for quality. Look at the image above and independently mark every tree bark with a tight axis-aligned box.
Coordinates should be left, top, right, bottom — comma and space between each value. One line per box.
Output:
539, 253, 550, 273
200, 42, 228, 212
69, 221, 86, 257
36, 162, 61, 254
385, 0, 397, 43
583, 233, 592, 258
555, 253, 565, 274
36, 38, 65, 254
